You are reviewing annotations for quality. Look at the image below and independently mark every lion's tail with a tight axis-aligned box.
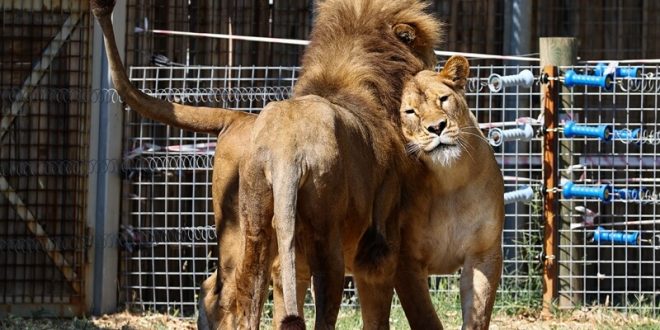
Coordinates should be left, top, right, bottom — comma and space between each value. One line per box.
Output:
271, 161, 305, 329
91, 0, 250, 134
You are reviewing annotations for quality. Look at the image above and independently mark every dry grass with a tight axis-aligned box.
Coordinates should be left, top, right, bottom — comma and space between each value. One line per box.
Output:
1, 308, 659, 329
490, 308, 660, 330
0, 311, 195, 330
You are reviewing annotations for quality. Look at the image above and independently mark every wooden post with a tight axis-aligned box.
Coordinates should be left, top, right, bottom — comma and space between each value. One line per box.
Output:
541, 65, 559, 318
539, 37, 579, 315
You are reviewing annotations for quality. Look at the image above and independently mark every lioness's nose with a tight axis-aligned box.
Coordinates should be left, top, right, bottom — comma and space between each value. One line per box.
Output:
427, 120, 447, 135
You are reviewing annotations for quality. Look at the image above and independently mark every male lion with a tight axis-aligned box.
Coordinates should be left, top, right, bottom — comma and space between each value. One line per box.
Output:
395, 58, 505, 330
232, 1, 443, 328
90, 0, 441, 328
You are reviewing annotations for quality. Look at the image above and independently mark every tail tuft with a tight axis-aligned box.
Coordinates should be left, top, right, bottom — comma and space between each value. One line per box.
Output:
90, 0, 116, 17
355, 227, 392, 268
281, 315, 306, 330
353, 226, 393, 278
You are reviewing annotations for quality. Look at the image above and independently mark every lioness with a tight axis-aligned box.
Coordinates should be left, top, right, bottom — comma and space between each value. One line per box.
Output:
90, 0, 441, 328
396, 60, 504, 330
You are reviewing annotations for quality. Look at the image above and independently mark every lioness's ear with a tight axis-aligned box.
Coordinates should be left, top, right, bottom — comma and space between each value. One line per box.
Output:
440, 55, 470, 90
393, 23, 416, 44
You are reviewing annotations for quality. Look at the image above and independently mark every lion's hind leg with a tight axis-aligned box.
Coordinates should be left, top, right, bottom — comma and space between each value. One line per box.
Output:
353, 172, 402, 330
395, 261, 443, 330
307, 226, 344, 330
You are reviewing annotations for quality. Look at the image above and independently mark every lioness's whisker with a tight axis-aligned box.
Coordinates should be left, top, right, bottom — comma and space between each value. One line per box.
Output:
461, 131, 489, 143
457, 137, 476, 163
459, 129, 490, 146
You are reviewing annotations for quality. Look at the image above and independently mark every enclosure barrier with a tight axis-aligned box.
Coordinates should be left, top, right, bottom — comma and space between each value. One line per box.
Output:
112, 63, 660, 318
118, 64, 545, 316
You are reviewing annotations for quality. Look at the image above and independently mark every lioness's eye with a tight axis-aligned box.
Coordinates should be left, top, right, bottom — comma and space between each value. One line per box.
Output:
439, 95, 449, 103
404, 109, 416, 114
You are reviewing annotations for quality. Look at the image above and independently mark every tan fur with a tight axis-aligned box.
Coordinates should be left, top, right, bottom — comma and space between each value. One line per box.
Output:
395, 58, 505, 330
91, 0, 441, 329
234, 1, 441, 328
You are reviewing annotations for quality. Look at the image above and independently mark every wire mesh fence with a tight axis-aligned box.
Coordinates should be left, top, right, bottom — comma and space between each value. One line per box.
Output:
0, 2, 92, 314
555, 66, 660, 315
118, 63, 660, 318
119, 66, 299, 316
0, 0, 656, 321
118, 64, 546, 316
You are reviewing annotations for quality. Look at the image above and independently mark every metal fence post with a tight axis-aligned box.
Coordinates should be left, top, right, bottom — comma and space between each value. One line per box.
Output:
87, 0, 127, 315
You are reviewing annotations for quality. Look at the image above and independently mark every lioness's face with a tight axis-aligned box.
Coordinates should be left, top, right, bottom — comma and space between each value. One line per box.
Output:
401, 56, 473, 166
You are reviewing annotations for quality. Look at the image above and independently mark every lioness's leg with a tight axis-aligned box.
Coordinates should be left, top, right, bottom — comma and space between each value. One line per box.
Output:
234, 165, 276, 329
199, 269, 240, 329
207, 153, 243, 329
354, 275, 396, 330
394, 261, 443, 330
198, 274, 214, 330
459, 248, 502, 330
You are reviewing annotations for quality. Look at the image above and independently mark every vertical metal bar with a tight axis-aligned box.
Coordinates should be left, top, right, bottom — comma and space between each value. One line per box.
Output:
90, 0, 126, 314
542, 65, 559, 317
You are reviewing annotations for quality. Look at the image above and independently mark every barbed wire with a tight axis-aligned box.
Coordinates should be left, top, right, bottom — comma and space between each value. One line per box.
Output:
0, 155, 215, 177
1, 86, 293, 113
617, 74, 660, 93
2, 73, 658, 113
0, 237, 89, 253
124, 154, 215, 172
0, 225, 217, 253
0, 159, 124, 176
141, 86, 292, 104
1, 87, 121, 108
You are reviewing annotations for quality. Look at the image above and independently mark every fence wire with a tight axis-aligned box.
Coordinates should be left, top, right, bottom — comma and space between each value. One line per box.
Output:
555, 66, 660, 315
119, 64, 545, 316
118, 64, 660, 318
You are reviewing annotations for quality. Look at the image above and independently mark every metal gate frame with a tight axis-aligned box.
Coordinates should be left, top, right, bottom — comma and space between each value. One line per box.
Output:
0, 1, 94, 317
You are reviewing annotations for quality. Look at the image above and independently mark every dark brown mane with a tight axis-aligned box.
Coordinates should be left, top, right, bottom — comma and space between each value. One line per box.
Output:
293, 0, 442, 122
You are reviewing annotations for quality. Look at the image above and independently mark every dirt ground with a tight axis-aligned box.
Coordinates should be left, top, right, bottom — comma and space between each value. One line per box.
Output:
489, 309, 660, 330
1, 309, 659, 329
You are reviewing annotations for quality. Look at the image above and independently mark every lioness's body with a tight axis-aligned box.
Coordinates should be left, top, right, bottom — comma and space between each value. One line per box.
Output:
396, 66, 504, 330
